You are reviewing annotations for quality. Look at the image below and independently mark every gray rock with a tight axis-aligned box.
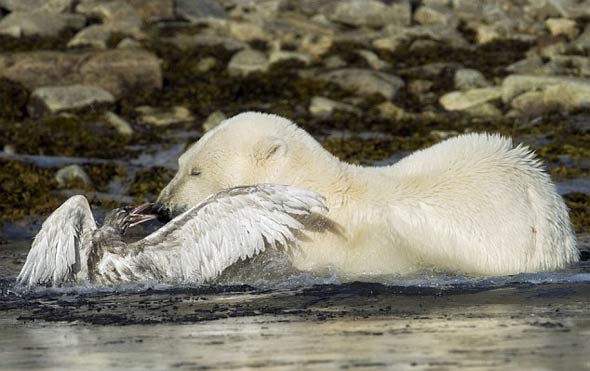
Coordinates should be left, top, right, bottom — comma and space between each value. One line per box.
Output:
0, 12, 85, 37
407, 79, 433, 95
0, 0, 73, 13
451, 0, 484, 20
544, 83, 590, 110
356, 50, 390, 71
454, 69, 490, 90
3, 144, 16, 155
510, 91, 546, 112
227, 49, 269, 76
0, 49, 162, 98
503, 74, 590, 111
126, 0, 175, 23
414, 5, 458, 27
74, 0, 144, 38
551, 0, 590, 19
228, 21, 267, 42
136, 106, 194, 127
299, 33, 333, 57
545, 55, 590, 77
376, 101, 406, 121
400, 62, 462, 79
323, 55, 346, 69
55, 164, 92, 188
269, 50, 312, 66
439, 87, 502, 111
309, 96, 360, 119
570, 24, 590, 53
502, 74, 590, 102
202, 110, 226, 132
227, 0, 284, 23
164, 34, 247, 51
318, 68, 405, 100
67, 25, 111, 49
117, 37, 142, 49
506, 56, 544, 74
322, 0, 411, 28
196, 57, 217, 72
175, 0, 227, 22
373, 25, 468, 52
546, 18, 579, 39
464, 102, 502, 118
28, 84, 114, 117
104, 111, 133, 136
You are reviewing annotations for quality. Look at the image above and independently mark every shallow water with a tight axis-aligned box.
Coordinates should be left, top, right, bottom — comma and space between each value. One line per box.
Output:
1, 235, 590, 370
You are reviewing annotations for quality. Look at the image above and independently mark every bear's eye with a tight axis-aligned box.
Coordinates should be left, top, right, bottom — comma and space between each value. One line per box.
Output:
189, 168, 201, 177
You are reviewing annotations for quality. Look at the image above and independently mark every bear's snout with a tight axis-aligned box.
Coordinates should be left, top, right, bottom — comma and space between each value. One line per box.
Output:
151, 203, 172, 223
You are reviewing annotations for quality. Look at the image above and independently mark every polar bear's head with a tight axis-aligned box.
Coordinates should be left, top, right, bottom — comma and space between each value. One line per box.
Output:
156, 112, 340, 218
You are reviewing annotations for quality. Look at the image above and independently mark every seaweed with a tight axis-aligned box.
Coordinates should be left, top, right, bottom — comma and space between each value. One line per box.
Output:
0, 160, 62, 222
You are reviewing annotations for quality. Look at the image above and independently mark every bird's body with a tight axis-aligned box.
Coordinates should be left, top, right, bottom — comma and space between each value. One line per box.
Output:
17, 184, 327, 287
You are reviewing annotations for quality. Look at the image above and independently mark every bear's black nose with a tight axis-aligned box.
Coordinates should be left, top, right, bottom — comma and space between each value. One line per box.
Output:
152, 203, 171, 223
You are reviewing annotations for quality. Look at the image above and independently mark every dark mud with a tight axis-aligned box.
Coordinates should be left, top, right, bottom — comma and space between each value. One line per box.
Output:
1, 280, 589, 326
1, 278, 590, 370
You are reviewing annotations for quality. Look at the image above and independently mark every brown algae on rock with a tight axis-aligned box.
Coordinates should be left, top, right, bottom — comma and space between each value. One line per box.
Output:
0, 160, 62, 222
1, 114, 133, 158
129, 167, 175, 199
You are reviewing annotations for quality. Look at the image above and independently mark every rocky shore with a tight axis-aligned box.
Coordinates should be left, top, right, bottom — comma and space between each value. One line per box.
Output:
0, 0, 589, 238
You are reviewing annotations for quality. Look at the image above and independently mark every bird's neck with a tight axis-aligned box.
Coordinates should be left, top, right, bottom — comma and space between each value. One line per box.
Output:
88, 225, 126, 281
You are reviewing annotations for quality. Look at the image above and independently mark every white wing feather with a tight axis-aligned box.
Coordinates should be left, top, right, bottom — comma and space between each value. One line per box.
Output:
126, 184, 327, 283
17, 195, 97, 287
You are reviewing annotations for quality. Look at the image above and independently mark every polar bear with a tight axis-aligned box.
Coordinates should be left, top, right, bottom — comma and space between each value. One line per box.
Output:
156, 112, 578, 277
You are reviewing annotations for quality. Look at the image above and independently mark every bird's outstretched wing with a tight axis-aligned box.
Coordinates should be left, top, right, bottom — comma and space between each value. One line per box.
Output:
17, 195, 97, 287
129, 184, 327, 283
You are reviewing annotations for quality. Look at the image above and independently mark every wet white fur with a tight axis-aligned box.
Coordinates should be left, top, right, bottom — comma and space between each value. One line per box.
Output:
158, 112, 578, 277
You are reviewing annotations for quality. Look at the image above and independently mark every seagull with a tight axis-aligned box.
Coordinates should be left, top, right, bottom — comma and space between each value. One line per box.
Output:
17, 184, 327, 287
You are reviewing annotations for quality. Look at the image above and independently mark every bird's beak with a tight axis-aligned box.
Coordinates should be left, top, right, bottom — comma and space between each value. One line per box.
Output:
127, 203, 159, 228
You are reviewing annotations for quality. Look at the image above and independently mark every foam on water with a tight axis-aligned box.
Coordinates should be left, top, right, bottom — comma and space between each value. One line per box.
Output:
5, 264, 590, 298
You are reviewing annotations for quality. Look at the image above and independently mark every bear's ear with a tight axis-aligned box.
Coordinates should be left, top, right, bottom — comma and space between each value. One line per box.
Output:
254, 136, 288, 162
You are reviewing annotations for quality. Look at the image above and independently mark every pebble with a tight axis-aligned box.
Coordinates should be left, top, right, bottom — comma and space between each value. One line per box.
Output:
202, 111, 227, 132
570, 24, 590, 53
0, 49, 162, 98
55, 164, 92, 188
104, 111, 133, 136
175, 0, 227, 22
309, 96, 360, 119
136, 106, 194, 127
376, 102, 406, 121
67, 25, 111, 49
0, 12, 85, 37
454, 69, 491, 90
27, 85, 115, 118
227, 49, 270, 77
439, 87, 503, 111
546, 18, 579, 39
414, 5, 458, 27
318, 68, 405, 100
322, 0, 411, 28
269, 50, 312, 66
196, 57, 218, 73
356, 50, 391, 71
228, 21, 267, 42
0, 0, 73, 14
